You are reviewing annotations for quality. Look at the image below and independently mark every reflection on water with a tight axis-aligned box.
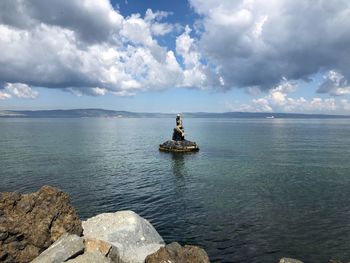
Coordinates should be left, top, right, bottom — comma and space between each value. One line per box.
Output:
171, 152, 187, 177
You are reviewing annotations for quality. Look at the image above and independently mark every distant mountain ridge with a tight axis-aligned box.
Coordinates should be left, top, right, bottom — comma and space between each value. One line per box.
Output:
0, 109, 350, 118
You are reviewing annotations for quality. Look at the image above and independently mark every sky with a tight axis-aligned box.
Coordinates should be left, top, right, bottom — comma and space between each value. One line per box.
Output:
1, 0, 350, 114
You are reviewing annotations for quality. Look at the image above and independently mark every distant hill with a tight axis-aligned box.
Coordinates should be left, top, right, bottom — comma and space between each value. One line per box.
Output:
0, 109, 168, 118
0, 109, 350, 119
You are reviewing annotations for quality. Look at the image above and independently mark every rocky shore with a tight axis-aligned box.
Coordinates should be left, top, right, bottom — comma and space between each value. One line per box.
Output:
0, 186, 209, 263
0, 186, 82, 262
0, 186, 346, 263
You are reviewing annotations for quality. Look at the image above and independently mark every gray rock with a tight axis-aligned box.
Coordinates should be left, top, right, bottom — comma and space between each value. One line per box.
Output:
31, 233, 84, 263
66, 252, 111, 263
66, 238, 121, 263
279, 258, 304, 263
83, 238, 120, 262
159, 140, 199, 152
145, 242, 210, 263
82, 211, 165, 263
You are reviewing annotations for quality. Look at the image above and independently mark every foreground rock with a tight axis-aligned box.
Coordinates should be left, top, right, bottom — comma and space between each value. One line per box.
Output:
279, 258, 304, 263
0, 186, 83, 263
66, 252, 112, 263
31, 233, 84, 263
145, 242, 210, 263
83, 238, 119, 260
159, 140, 199, 152
32, 234, 119, 263
83, 211, 165, 263
2, 186, 210, 263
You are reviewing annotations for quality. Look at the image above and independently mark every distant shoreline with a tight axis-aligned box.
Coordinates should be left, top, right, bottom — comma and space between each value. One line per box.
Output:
1, 109, 350, 119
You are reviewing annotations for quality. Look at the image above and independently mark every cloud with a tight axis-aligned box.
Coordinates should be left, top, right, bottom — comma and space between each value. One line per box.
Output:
175, 25, 220, 88
65, 87, 108, 97
318, 70, 350, 96
190, 0, 350, 91
2, 0, 350, 102
340, 99, 350, 111
144, 9, 174, 36
0, 90, 12, 100
0, 0, 124, 43
150, 23, 174, 36
226, 81, 347, 113
0, 0, 204, 97
90, 87, 108, 96
0, 83, 38, 99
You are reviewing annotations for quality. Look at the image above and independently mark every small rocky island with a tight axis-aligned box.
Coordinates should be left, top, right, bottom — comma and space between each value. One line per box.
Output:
159, 114, 199, 152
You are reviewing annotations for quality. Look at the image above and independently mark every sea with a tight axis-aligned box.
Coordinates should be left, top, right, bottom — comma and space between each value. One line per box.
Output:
1, 117, 350, 262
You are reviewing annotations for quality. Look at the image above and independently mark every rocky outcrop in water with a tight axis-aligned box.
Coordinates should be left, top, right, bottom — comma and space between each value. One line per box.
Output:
159, 140, 199, 152
159, 114, 200, 152
145, 241, 210, 263
0, 185, 83, 263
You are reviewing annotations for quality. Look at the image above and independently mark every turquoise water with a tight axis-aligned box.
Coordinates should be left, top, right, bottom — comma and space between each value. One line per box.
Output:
1, 118, 350, 262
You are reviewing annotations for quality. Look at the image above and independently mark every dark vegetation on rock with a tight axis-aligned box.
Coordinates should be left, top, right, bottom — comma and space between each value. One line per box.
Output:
0, 185, 82, 263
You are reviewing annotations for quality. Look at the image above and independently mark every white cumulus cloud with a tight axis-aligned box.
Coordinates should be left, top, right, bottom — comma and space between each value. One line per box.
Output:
1, 83, 38, 99
190, 0, 350, 91
0, 0, 211, 98
0, 90, 12, 100
226, 81, 348, 113
1, 0, 350, 111
175, 25, 220, 88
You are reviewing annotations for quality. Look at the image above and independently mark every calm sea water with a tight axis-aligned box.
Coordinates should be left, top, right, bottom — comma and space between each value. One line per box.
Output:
1, 118, 350, 262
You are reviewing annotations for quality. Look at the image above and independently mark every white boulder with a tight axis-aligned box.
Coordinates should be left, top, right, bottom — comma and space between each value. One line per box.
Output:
82, 211, 165, 263
31, 233, 84, 263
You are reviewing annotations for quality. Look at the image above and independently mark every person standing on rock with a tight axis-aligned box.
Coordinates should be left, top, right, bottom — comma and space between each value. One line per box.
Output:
172, 114, 185, 141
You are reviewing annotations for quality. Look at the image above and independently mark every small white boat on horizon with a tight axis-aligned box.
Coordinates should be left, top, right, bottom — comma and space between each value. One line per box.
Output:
266, 116, 275, 119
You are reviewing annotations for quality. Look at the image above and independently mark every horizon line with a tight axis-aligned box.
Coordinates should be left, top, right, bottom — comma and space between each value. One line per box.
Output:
1, 108, 350, 117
